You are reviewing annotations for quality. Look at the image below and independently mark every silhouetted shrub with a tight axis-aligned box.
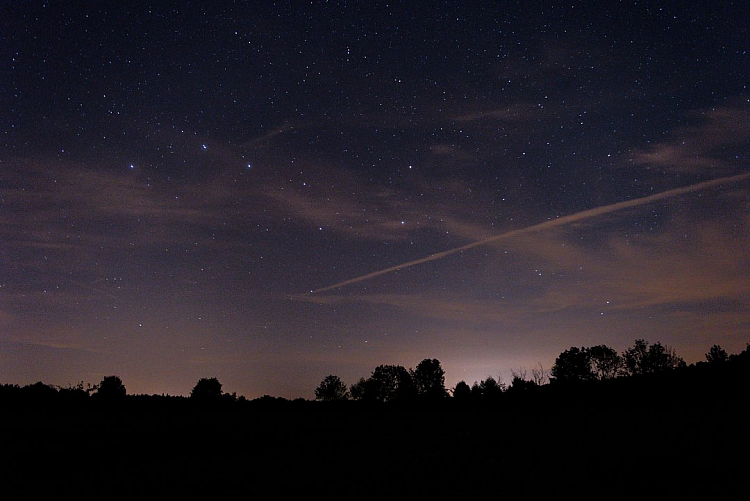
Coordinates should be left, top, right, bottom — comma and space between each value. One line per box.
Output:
191, 377, 223, 403
471, 376, 505, 399
23, 381, 59, 403
95, 375, 126, 401
509, 376, 537, 392
315, 375, 349, 401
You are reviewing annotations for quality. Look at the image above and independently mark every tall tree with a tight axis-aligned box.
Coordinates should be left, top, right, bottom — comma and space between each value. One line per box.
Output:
622, 339, 649, 375
411, 358, 447, 399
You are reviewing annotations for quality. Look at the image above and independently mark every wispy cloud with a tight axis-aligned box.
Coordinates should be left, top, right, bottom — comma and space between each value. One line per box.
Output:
306, 172, 750, 293
632, 100, 750, 174
1, 156, 247, 254
293, 180, 750, 351
261, 166, 499, 242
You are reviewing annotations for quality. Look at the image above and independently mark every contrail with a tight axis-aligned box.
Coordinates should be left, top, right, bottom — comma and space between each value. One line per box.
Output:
310, 172, 750, 294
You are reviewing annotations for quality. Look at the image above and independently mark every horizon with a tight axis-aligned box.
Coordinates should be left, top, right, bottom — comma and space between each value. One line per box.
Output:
1, 338, 741, 400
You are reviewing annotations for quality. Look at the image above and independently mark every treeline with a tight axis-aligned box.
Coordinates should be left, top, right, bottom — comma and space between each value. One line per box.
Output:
316, 339, 749, 404
1, 340, 748, 410
0, 375, 255, 409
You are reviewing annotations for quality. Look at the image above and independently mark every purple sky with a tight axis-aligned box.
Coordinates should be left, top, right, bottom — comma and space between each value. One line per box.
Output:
2, 1, 749, 398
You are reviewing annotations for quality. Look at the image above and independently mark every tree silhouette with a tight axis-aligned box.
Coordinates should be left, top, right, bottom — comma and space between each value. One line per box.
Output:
349, 377, 368, 401
706, 344, 728, 364
531, 363, 549, 386
588, 345, 622, 380
96, 375, 126, 400
191, 377, 223, 402
58, 381, 91, 402
411, 358, 447, 399
452, 381, 471, 400
508, 368, 538, 392
24, 381, 58, 402
729, 343, 750, 364
509, 375, 537, 392
364, 365, 416, 402
622, 339, 684, 375
314, 375, 349, 401
550, 347, 594, 382
471, 376, 505, 398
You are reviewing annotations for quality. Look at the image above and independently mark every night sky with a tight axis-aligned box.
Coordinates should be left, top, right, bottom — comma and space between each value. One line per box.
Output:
3, 1, 749, 399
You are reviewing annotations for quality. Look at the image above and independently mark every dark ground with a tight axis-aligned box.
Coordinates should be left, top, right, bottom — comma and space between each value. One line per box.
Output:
1, 365, 748, 496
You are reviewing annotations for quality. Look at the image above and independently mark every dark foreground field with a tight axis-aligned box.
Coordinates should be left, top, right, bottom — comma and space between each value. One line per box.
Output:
1, 368, 748, 496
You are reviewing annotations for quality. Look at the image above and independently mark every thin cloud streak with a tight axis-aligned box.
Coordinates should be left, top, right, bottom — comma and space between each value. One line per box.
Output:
309, 172, 750, 294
